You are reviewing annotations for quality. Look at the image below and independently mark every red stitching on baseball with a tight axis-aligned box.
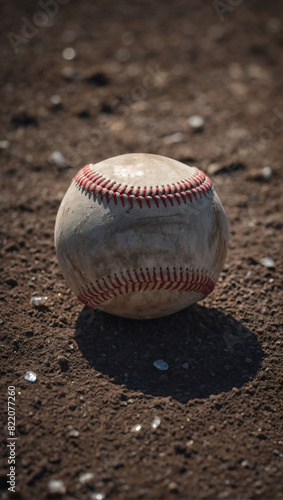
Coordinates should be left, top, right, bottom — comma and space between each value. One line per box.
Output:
77, 267, 215, 309
73, 164, 212, 208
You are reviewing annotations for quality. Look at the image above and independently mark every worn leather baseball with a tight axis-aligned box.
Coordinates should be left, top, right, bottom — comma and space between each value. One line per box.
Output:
54, 153, 228, 319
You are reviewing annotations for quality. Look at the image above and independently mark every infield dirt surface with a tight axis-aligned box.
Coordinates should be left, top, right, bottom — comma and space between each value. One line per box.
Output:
0, 1, 283, 499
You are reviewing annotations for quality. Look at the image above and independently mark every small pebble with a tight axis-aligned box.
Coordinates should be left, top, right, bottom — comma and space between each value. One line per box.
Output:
153, 359, 169, 371
0, 140, 10, 151
48, 151, 66, 166
187, 115, 205, 131
182, 362, 189, 369
79, 472, 94, 484
62, 47, 76, 61
207, 163, 222, 175
131, 424, 142, 432
261, 257, 275, 268
241, 459, 252, 469
30, 295, 48, 307
50, 94, 62, 106
261, 166, 272, 181
186, 440, 194, 447
163, 132, 183, 144
47, 479, 66, 494
151, 416, 161, 430
24, 371, 37, 382
90, 493, 106, 500
168, 481, 179, 493
68, 429, 79, 437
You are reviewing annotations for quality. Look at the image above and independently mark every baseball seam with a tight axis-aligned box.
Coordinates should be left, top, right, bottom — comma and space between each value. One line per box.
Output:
74, 164, 212, 208
77, 267, 215, 309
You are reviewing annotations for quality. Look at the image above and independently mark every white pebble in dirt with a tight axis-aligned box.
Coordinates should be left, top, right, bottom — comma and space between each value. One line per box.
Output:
261, 257, 275, 268
50, 95, 62, 106
131, 424, 142, 432
90, 493, 106, 500
79, 472, 94, 484
30, 295, 48, 307
261, 166, 272, 181
187, 115, 205, 130
151, 416, 161, 429
0, 140, 10, 150
62, 47, 76, 61
48, 151, 66, 166
24, 371, 37, 382
47, 479, 66, 494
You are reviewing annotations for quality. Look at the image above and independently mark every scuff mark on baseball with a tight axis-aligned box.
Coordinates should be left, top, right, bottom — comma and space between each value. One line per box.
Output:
54, 153, 229, 319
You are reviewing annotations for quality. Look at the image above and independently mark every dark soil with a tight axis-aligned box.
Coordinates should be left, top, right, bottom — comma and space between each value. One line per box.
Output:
0, 1, 283, 499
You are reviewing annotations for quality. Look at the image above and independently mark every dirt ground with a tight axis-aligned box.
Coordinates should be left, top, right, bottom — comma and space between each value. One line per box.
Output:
0, 0, 283, 499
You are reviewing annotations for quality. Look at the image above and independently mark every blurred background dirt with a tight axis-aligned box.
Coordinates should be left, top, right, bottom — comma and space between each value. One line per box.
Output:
0, 0, 283, 499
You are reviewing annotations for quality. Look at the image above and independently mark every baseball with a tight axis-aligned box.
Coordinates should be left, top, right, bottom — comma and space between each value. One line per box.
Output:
54, 153, 228, 319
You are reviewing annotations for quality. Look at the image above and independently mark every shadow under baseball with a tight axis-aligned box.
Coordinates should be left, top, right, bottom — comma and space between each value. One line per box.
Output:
75, 304, 264, 403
